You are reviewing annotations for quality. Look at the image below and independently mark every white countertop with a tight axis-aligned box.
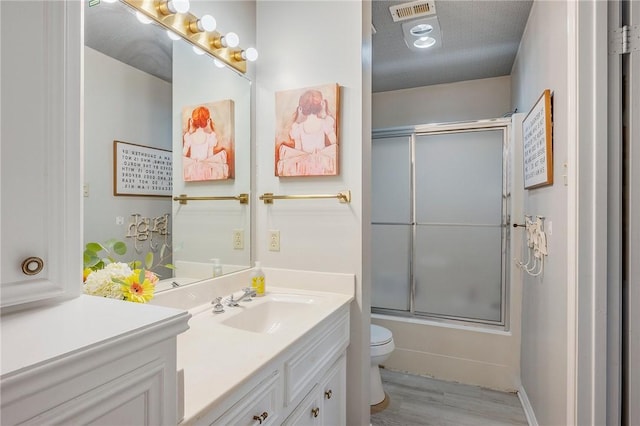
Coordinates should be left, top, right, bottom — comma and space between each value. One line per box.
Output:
176, 286, 353, 424
1, 295, 190, 378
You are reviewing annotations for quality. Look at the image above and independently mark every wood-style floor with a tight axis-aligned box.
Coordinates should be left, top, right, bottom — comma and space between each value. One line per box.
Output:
370, 369, 529, 426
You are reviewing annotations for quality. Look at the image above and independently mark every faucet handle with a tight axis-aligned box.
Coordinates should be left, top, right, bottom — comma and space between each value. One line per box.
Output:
211, 297, 225, 314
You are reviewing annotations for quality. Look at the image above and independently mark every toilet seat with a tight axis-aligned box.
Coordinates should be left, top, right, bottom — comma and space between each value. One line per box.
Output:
371, 324, 393, 346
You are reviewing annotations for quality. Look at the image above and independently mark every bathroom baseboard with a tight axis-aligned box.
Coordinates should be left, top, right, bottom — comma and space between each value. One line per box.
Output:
517, 385, 538, 426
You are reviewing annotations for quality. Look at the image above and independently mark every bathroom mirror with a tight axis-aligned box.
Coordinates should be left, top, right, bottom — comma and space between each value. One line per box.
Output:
83, 0, 252, 290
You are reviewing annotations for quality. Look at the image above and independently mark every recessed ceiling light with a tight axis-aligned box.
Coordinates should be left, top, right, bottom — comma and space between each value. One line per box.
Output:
410, 23, 433, 36
414, 36, 436, 49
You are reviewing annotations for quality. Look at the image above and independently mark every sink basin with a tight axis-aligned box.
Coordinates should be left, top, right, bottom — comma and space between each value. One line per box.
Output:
220, 294, 321, 334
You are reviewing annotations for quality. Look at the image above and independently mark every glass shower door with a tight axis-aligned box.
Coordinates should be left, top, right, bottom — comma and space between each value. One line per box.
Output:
414, 130, 505, 323
371, 136, 412, 311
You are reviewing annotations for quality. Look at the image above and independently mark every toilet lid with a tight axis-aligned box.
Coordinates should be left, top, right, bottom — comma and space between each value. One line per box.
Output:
371, 324, 393, 346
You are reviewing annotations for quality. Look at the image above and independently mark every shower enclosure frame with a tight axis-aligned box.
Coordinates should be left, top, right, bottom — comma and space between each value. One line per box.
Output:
372, 118, 512, 328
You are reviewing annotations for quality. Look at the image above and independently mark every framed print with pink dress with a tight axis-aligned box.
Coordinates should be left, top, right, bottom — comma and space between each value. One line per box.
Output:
182, 100, 234, 182
275, 83, 340, 177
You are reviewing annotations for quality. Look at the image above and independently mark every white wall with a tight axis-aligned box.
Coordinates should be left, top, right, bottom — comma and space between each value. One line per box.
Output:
372, 75, 511, 128
510, 1, 569, 424
370, 74, 521, 391
84, 47, 172, 273
170, 1, 255, 276
255, 2, 370, 424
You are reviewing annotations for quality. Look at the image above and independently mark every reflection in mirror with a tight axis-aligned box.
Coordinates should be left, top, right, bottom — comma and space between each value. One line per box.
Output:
83, 0, 251, 292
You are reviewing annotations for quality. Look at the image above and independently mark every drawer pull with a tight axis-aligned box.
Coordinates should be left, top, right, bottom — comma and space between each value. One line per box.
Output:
252, 412, 268, 424
324, 389, 333, 399
311, 407, 320, 418
21, 256, 44, 275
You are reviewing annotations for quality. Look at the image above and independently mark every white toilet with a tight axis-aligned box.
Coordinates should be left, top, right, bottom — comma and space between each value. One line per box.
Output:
370, 324, 395, 405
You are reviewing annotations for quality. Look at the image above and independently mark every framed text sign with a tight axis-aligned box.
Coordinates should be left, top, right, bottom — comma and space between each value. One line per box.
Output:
522, 89, 553, 189
113, 141, 172, 197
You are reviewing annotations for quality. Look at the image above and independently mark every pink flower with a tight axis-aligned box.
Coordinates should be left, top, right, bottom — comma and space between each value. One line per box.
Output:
145, 270, 159, 286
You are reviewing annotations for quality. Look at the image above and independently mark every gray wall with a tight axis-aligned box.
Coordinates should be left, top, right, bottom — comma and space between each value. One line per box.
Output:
372, 75, 511, 128
84, 46, 172, 274
510, 1, 569, 424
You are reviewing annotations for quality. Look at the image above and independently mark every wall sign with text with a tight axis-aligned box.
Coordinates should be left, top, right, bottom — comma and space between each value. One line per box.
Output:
522, 89, 553, 189
113, 140, 172, 197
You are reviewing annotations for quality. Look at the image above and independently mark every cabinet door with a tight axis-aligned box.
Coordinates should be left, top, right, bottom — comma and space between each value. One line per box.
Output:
283, 391, 322, 426
0, 1, 82, 307
211, 371, 281, 426
320, 355, 346, 426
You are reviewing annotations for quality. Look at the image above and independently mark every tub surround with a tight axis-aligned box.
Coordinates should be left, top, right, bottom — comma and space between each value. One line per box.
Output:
150, 268, 355, 424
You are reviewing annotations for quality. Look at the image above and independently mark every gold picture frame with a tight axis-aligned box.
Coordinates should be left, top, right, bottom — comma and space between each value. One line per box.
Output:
523, 89, 553, 189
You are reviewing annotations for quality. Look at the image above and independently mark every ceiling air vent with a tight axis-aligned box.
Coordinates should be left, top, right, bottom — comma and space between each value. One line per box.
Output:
389, 0, 436, 22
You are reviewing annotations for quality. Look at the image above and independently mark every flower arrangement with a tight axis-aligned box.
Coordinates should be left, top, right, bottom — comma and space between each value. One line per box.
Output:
82, 239, 173, 303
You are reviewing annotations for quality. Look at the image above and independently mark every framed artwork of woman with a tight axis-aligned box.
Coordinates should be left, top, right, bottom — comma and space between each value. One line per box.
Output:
275, 83, 340, 177
182, 99, 235, 182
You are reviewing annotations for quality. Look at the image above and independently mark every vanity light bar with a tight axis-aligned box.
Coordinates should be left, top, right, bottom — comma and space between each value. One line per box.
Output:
121, 0, 247, 73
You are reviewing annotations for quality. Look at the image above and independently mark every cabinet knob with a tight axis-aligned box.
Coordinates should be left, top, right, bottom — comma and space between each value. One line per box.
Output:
311, 407, 320, 418
324, 389, 333, 399
252, 412, 268, 424
21, 256, 44, 275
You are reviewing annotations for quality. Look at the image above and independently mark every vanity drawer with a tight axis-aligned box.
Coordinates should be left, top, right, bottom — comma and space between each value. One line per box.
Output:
284, 309, 349, 405
211, 370, 281, 426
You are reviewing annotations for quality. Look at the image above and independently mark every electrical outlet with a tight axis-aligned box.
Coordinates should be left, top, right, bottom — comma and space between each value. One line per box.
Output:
115, 216, 124, 225
269, 230, 280, 252
233, 229, 244, 250
83, 183, 89, 197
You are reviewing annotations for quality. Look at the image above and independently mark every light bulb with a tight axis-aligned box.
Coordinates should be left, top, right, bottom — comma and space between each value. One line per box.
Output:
199, 14, 216, 32
214, 59, 225, 68
223, 32, 240, 48
102, 0, 118, 3
244, 47, 258, 62
414, 36, 436, 49
166, 30, 181, 41
168, 0, 189, 14
192, 46, 205, 55
136, 11, 152, 24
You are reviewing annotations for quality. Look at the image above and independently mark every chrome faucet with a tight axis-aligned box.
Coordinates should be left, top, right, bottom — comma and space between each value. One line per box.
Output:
226, 287, 256, 307
211, 297, 225, 314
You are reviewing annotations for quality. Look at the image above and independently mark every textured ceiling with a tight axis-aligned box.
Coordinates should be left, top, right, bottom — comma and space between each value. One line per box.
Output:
86, 1, 533, 93
85, 1, 173, 83
372, 0, 533, 93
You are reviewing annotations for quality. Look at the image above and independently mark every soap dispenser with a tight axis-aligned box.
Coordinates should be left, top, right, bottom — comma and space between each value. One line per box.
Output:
251, 261, 265, 297
211, 258, 223, 278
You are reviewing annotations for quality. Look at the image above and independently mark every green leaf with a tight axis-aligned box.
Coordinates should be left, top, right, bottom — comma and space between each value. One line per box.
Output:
113, 241, 127, 255
145, 252, 154, 269
160, 244, 167, 259
84, 252, 100, 268
103, 238, 118, 249
164, 263, 176, 270
130, 260, 142, 269
138, 269, 145, 283
85, 242, 103, 253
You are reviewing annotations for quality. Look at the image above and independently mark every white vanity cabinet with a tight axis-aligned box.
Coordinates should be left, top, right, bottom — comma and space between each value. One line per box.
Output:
197, 306, 350, 426
1, 0, 82, 308
1, 296, 191, 425
210, 371, 283, 426
283, 355, 346, 426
